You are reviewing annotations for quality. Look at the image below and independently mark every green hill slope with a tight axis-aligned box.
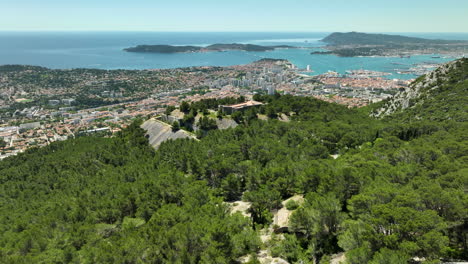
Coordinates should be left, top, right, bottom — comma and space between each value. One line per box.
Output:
0, 63, 467, 263
375, 58, 468, 122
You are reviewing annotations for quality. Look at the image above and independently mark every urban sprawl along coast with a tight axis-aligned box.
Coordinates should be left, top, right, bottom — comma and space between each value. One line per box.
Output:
0, 59, 414, 158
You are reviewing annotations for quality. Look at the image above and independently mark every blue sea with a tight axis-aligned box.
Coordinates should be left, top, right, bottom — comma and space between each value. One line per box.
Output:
0, 31, 467, 79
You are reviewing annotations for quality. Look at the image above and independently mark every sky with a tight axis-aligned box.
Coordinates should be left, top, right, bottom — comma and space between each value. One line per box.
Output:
1, 0, 467, 32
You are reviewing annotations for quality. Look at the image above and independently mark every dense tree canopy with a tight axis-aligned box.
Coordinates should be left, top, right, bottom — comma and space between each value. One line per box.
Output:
0, 61, 467, 263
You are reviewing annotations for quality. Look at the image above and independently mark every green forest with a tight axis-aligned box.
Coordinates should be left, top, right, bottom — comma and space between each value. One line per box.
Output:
0, 59, 467, 263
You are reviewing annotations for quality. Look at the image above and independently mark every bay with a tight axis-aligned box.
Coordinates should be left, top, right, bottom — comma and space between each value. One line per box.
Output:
0, 31, 467, 79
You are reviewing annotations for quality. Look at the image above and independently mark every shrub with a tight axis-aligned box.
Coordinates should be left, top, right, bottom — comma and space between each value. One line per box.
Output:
285, 199, 299, 210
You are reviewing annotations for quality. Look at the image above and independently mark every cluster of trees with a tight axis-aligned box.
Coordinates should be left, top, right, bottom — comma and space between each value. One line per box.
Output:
158, 91, 466, 262
0, 60, 467, 263
0, 121, 260, 263
179, 97, 246, 114
167, 97, 247, 133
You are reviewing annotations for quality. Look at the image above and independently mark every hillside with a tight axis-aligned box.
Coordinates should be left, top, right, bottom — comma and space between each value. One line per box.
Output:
314, 32, 468, 57
0, 64, 467, 263
322, 32, 465, 46
374, 58, 468, 122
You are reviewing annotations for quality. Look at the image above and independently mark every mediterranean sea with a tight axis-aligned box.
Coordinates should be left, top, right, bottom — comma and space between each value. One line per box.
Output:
1, 31, 467, 79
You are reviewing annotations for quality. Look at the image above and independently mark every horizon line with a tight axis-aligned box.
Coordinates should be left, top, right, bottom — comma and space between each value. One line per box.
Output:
1, 29, 468, 34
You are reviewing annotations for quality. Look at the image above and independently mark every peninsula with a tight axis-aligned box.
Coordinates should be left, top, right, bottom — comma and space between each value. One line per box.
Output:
124, 43, 295, 53
312, 32, 468, 57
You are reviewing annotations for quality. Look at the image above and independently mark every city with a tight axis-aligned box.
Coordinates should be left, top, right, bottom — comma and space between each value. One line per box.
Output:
0, 59, 413, 159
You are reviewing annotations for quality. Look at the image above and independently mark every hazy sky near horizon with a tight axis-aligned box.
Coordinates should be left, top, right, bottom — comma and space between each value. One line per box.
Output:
1, 0, 467, 32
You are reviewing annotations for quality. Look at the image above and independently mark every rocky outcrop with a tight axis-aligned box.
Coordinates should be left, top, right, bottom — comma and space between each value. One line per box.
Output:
373, 59, 463, 118
216, 118, 238, 129
227, 201, 251, 218
273, 195, 304, 233
141, 119, 196, 149
330, 253, 346, 264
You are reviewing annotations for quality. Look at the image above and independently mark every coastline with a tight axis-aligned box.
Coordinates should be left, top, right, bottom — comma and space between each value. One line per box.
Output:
0, 31, 464, 79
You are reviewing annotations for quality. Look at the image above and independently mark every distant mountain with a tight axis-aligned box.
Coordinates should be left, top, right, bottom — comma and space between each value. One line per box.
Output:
322, 32, 464, 46
313, 32, 468, 57
124, 43, 295, 53
373, 58, 468, 122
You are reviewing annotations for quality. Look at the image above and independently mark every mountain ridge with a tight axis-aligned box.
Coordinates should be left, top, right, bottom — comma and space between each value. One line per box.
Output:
373, 58, 468, 122
322, 32, 466, 46
313, 32, 468, 57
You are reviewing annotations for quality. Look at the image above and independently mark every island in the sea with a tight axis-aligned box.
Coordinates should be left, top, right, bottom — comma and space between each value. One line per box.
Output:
124, 43, 296, 53
312, 32, 468, 57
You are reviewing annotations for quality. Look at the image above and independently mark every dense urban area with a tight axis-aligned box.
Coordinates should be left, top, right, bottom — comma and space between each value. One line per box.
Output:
0, 58, 416, 159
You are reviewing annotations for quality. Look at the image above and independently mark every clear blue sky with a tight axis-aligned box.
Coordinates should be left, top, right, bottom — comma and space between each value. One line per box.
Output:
1, 0, 467, 32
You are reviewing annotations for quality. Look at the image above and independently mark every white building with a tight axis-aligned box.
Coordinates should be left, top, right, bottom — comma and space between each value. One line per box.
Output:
268, 86, 276, 95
